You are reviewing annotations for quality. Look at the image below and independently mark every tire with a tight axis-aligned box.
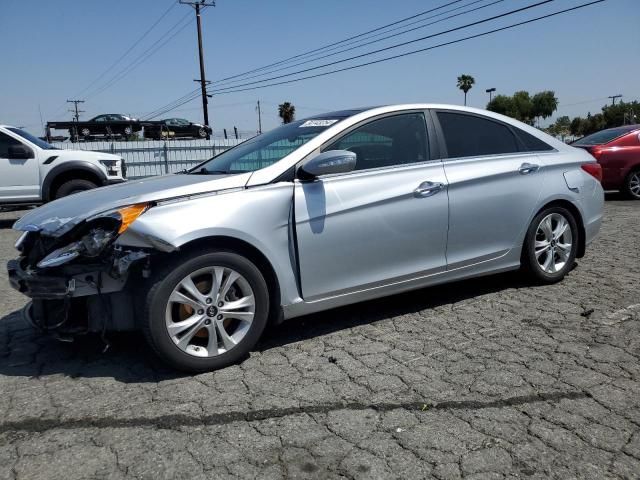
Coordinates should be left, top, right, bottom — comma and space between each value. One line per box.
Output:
80, 127, 91, 137
622, 169, 640, 200
54, 179, 99, 199
123, 126, 133, 136
142, 250, 270, 372
522, 206, 579, 284
198, 127, 208, 139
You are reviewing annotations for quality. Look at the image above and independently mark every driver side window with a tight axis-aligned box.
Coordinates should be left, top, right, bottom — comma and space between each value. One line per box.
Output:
324, 113, 429, 171
0, 132, 22, 158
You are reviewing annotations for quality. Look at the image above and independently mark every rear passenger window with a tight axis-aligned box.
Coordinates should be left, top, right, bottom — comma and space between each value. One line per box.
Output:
436, 112, 519, 158
515, 128, 554, 152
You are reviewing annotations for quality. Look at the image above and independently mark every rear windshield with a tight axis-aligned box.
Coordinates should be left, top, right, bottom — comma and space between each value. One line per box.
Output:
573, 126, 638, 146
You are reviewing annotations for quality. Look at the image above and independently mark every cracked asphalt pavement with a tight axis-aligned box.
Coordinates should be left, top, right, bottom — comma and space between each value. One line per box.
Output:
0, 198, 639, 479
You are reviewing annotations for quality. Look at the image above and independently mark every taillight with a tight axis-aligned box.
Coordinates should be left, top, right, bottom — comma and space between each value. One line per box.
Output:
581, 163, 603, 182
588, 147, 604, 160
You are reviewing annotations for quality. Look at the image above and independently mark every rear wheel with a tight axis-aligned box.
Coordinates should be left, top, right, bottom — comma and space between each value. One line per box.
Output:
623, 170, 640, 200
522, 206, 578, 284
142, 250, 269, 372
54, 179, 98, 199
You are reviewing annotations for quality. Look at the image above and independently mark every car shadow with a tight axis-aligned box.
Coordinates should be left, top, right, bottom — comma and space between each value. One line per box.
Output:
0, 270, 534, 382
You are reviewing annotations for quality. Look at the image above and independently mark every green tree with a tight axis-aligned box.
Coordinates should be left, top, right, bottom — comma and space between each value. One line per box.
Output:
278, 102, 296, 124
456, 74, 475, 106
570, 117, 585, 136
512, 91, 534, 124
550, 115, 571, 141
486, 95, 514, 116
532, 91, 559, 126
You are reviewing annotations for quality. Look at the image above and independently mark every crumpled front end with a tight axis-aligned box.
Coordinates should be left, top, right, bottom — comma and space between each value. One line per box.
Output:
7, 206, 153, 336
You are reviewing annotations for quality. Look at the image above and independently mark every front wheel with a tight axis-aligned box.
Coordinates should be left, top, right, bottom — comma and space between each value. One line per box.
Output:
522, 207, 578, 284
54, 179, 98, 199
198, 127, 208, 139
623, 170, 640, 200
142, 251, 269, 372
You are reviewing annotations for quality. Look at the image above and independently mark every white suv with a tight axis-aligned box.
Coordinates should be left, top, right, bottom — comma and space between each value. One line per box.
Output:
0, 125, 126, 205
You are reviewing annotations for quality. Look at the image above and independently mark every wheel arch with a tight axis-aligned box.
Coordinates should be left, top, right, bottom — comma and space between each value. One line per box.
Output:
42, 162, 107, 201
531, 199, 586, 258
175, 235, 284, 325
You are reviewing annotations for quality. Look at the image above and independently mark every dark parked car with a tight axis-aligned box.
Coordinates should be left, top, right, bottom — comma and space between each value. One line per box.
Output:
143, 118, 212, 140
47, 114, 142, 142
573, 125, 640, 199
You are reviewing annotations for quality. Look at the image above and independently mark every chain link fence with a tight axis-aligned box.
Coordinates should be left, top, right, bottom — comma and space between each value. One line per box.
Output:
51, 138, 246, 179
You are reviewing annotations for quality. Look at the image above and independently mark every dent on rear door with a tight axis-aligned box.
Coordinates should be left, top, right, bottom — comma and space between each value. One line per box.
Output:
443, 154, 545, 269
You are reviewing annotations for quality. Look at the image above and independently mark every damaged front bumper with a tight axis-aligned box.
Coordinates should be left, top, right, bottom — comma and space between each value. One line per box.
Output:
7, 250, 149, 334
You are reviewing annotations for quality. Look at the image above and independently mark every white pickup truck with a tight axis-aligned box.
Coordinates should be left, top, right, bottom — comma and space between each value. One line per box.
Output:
0, 125, 126, 206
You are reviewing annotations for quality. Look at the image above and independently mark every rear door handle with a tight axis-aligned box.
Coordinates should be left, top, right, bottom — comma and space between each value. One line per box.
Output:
518, 162, 540, 175
414, 181, 445, 198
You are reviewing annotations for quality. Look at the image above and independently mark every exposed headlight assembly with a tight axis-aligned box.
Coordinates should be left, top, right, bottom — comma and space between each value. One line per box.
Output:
37, 203, 150, 268
37, 229, 115, 268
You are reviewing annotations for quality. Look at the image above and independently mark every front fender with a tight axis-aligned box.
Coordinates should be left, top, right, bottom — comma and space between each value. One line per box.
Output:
42, 161, 108, 200
117, 183, 301, 306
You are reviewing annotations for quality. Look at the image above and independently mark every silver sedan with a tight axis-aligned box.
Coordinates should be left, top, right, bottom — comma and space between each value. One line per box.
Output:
8, 104, 604, 371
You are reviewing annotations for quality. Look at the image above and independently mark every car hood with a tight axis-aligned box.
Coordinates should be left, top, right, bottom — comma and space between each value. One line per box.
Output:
14, 172, 252, 236
49, 149, 119, 162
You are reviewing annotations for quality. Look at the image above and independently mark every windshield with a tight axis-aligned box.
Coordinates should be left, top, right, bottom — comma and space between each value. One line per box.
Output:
573, 126, 638, 146
7, 127, 58, 150
192, 118, 344, 174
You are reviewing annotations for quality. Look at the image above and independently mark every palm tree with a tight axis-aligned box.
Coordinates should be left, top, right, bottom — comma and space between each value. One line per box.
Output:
456, 74, 475, 106
278, 102, 296, 124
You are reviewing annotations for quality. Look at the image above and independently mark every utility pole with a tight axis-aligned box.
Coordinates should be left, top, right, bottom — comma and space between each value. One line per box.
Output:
180, 0, 215, 132
67, 99, 85, 122
485, 87, 496, 103
256, 100, 262, 134
608, 94, 622, 106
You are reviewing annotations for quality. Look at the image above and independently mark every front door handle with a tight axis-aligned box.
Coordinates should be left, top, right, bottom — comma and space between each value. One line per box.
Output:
518, 162, 540, 175
414, 181, 445, 198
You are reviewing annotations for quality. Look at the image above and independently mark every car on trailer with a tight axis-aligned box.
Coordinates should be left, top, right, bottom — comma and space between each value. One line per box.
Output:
143, 118, 212, 140
47, 114, 142, 142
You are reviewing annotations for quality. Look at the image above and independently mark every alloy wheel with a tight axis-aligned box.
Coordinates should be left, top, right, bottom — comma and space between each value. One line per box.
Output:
534, 213, 573, 274
165, 266, 255, 357
629, 172, 640, 199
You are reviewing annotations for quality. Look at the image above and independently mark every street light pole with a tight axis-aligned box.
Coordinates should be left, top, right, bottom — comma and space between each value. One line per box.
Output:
485, 88, 496, 103
180, 0, 215, 131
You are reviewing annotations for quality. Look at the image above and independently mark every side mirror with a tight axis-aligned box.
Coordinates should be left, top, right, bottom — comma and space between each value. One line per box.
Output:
299, 150, 357, 179
7, 145, 33, 160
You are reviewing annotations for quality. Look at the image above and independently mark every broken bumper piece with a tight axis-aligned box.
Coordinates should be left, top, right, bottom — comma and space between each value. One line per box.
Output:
8, 259, 75, 299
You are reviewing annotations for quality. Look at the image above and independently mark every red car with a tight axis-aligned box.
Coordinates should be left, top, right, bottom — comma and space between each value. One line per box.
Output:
573, 125, 640, 199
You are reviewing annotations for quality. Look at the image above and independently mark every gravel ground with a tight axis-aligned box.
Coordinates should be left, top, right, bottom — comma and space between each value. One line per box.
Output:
0, 199, 638, 480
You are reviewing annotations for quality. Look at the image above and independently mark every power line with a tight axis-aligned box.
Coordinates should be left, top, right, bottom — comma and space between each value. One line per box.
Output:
206, 0, 605, 97
143, 0, 492, 119
214, 0, 471, 84
73, 1, 177, 98
147, 0, 606, 118
49, 1, 178, 118
83, 12, 193, 100
211, 0, 558, 94
212, 0, 505, 90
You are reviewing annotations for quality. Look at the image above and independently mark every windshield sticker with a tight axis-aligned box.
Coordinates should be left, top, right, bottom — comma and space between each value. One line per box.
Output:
300, 119, 339, 128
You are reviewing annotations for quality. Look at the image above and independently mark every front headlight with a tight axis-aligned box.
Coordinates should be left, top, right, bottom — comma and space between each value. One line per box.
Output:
37, 203, 151, 268
37, 229, 115, 268
99, 159, 120, 176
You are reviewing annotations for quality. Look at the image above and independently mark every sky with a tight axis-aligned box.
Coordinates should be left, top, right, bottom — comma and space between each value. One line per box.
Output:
1, 0, 638, 136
